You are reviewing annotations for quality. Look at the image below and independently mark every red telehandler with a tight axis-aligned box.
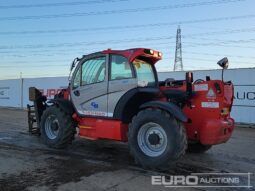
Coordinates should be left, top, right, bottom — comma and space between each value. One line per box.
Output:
28, 48, 234, 170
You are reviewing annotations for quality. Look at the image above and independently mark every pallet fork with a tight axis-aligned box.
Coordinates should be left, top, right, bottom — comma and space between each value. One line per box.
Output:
27, 87, 47, 135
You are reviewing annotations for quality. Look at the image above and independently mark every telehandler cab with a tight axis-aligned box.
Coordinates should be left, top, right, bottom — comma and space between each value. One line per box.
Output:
28, 48, 234, 169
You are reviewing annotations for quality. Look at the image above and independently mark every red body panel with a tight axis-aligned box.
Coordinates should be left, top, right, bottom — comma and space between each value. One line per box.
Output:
199, 118, 234, 145
102, 48, 162, 64
162, 80, 235, 145
73, 114, 128, 141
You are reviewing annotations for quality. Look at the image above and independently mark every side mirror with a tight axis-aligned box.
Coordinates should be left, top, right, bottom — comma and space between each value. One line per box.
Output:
217, 57, 229, 82
70, 58, 78, 71
217, 57, 229, 69
185, 72, 193, 98
68, 57, 81, 82
185, 71, 193, 83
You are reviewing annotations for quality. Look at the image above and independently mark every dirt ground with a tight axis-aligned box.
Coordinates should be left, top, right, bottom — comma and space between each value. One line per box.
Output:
0, 108, 254, 191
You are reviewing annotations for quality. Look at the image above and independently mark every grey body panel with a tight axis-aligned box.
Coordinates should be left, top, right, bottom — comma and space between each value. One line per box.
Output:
72, 82, 108, 116
70, 53, 110, 117
107, 78, 138, 116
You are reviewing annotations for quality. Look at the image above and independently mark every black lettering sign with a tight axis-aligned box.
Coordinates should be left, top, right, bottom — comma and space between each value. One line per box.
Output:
247, 92, 255, 100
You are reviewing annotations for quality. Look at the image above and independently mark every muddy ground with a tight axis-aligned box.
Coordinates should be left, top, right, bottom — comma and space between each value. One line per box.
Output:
0, 108, 254, 191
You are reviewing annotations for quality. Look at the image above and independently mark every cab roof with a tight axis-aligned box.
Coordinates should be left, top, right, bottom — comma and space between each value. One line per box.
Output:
101, 48, 162, 64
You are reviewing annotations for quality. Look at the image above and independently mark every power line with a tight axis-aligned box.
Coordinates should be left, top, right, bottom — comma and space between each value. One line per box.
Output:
186, 37, 255, 44
0, 73, 69, 79
0, 0, 247, 21
0, 36, 175, 50
0, 14, 254, 35
1, 57, 254, 68
0, 48, 92, 54
183, 57, 255, 65
0, 64, 69, 68
1, 29, 255, 50
0, 41, 176, 55
183, 41, 255, 49
0, 59, 69, 64
1, 26, 254, 51
184, 38, 255, 46
3, 47, 255, 60
182, 51, 255, 59
182, 27, 255, 38
0, 0, 129, 9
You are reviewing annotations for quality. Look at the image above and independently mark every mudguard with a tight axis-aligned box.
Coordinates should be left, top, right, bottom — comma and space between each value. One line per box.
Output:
48, 98, 75, 115
113, 87, 160, 122
140, 101, 188, 122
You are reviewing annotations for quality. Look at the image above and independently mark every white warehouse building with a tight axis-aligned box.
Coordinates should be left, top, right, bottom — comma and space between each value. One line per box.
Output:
0, 68, 254, 124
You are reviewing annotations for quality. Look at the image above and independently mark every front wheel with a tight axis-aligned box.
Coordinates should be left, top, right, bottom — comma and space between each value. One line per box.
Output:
128, 108, 187, 170
40, 105, 76, 149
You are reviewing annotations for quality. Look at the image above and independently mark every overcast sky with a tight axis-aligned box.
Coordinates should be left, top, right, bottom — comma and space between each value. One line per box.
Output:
0, 0, 255, 79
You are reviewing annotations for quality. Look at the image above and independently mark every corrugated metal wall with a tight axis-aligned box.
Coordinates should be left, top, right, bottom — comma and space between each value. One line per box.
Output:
0, 68, 254, 123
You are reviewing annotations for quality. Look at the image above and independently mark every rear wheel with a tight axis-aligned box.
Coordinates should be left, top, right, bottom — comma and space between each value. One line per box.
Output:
187, 143, 212, 153
40, 106, 76, 149
128, 108, 187, 170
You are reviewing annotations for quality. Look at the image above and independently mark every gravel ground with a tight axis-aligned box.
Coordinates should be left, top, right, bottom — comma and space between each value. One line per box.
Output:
0, 108, 254, 191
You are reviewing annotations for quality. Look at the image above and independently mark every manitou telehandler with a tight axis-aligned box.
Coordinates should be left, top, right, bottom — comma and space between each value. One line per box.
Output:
28, 48, 234, 170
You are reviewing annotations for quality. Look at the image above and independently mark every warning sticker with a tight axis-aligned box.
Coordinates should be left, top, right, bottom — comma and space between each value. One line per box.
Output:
194, 84, 208, 91
78, 110, 113, 117
201, 102, 219, 108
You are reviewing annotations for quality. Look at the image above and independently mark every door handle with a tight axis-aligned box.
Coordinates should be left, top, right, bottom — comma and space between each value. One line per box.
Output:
73, 90, 80, 96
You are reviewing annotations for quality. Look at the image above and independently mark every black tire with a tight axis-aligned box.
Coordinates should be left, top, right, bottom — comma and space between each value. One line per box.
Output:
40, 105, 76, 149
128, 108, 187, 170
187, 143, 212, 153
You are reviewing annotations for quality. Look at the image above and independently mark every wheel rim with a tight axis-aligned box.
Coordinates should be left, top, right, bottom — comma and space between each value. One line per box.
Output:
137, 122, 167, 157
44, 115, 60, 140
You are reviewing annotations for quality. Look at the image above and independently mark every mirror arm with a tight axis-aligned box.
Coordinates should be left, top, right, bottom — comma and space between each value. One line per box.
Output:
222, 68, 224, 82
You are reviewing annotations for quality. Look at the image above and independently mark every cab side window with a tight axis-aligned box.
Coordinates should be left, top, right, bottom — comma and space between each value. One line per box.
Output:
81, 57, 106, 86
72, 67, 81, 89
110, 55, 133, 80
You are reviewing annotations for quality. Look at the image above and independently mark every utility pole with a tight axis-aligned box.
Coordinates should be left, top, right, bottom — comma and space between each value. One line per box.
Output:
173, 26, 183, 71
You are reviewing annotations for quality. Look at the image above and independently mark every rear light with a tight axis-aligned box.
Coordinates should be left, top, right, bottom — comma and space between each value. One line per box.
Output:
144, 49, 162, 59
144, 49, 157, 56
207, 88, 216, 98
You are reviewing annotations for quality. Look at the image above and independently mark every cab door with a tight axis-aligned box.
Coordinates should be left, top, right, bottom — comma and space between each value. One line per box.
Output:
70, 54, 109, 117
107, 54, 137, 116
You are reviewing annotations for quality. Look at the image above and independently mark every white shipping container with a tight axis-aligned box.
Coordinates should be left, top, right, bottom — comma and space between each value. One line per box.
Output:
0, 79, 22, 108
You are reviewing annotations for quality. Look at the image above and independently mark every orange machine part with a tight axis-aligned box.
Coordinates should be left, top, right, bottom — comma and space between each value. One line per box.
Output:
75, 116, 128, 142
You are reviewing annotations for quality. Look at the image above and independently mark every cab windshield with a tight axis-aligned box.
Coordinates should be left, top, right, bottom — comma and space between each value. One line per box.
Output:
133, 58, 156, 87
